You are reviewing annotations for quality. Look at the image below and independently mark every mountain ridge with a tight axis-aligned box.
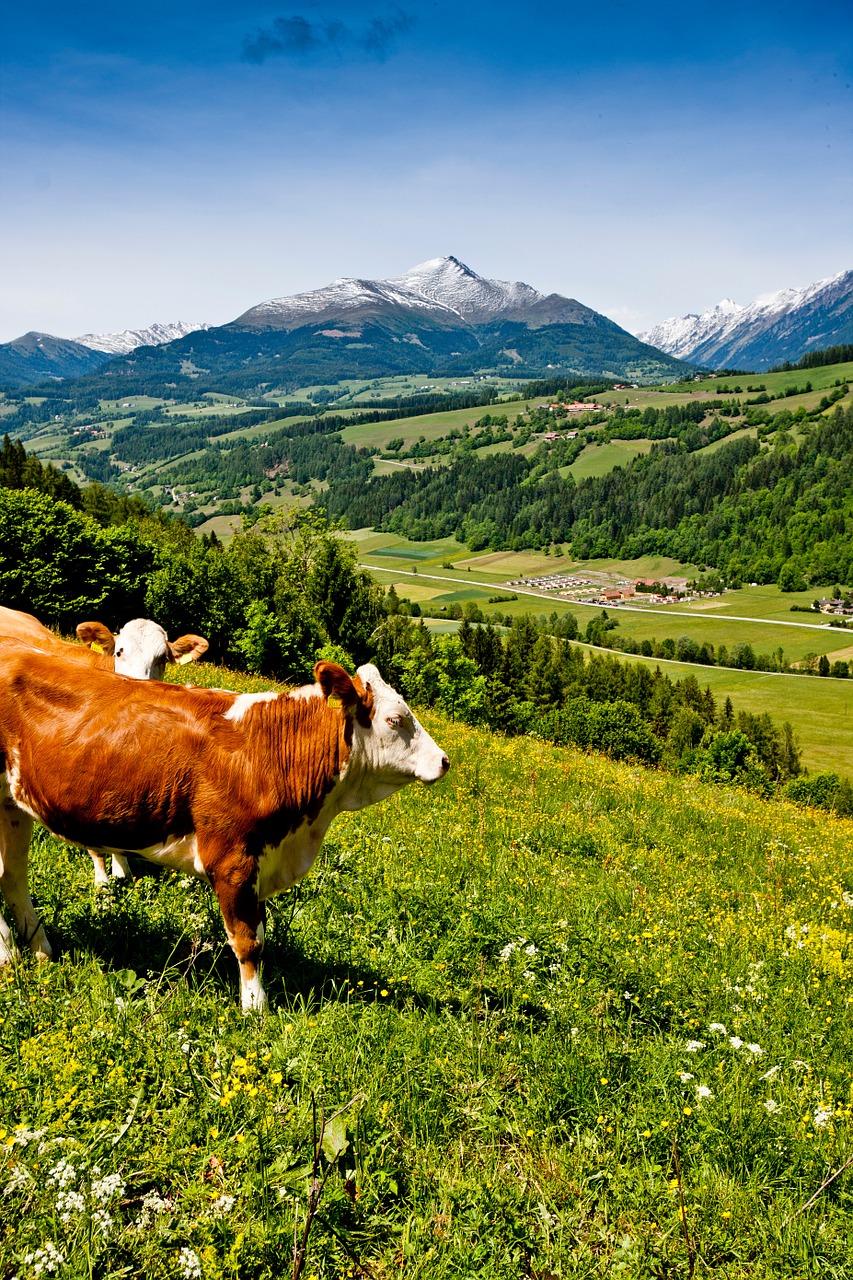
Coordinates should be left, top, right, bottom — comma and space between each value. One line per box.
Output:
640, 269, 853, 369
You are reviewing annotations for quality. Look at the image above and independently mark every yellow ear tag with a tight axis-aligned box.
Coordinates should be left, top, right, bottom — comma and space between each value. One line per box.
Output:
327, 695, 342, 708
177, 654, 194, 665
90, 642, 105, 654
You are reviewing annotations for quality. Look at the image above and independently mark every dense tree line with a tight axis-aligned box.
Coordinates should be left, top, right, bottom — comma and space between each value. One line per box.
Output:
772, 344, 853, 371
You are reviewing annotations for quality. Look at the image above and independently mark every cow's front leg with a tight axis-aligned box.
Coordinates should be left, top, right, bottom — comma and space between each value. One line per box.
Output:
212, 865, 267, 1012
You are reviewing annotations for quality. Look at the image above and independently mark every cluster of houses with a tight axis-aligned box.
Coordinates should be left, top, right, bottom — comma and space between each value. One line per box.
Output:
508, 573, 722, 607
816, 597, 853, 616
537, 402, 606, 414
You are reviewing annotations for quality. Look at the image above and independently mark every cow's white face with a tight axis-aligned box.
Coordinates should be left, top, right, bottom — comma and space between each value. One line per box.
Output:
113, 619, 171, 680
348, 663, 449, 801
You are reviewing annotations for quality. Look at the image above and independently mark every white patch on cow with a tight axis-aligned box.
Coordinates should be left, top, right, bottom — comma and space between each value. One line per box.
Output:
223, 691, 280, 722
288, 682, 323, 700
4, 757, 42, 824
91, 833, 207, 880
241, 972, 267, 1013
257, 806, 338, 900
112, 619, 171, 680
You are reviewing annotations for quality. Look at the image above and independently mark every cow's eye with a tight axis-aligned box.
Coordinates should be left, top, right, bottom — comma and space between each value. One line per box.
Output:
386, 714, 403, 728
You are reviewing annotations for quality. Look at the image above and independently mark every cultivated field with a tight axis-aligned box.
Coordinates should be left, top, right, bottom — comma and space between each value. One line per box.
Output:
347, 535, 853, 776
2, 672, 850, 1278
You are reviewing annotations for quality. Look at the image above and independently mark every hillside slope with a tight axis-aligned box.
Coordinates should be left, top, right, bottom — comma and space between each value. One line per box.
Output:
1, 688, 850, 1276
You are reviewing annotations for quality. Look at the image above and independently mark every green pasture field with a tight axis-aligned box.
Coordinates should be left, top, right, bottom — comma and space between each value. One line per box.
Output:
566, 438, 655, 480
599, 362, 853, 412
338, 400, 539, 452
2, 670, 851, 1278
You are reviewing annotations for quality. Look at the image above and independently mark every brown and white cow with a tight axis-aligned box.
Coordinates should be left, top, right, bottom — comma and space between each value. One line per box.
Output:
0, 652, 449, 1010
0, 606, 208, 681
0, 606, 209, 885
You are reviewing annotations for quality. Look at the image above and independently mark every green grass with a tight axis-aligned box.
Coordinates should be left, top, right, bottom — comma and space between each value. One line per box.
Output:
566, 438, 655, 481
2, 678, 851, 1278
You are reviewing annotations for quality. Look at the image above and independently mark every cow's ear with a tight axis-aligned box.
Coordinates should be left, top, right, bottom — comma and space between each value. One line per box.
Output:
76, 621, 116, 655
314, 661, 358, 710
352, 672, 375, 725
167, 634, 209, 666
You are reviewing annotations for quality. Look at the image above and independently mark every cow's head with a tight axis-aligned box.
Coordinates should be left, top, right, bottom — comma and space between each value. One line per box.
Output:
76, 620, 208, 680
313, 660, 449, 805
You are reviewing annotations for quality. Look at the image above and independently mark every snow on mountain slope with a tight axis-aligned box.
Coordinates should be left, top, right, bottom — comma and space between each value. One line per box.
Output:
234, 275, 460, 330
235, 256, 609, 331
75, 320, 210, 355
641, 270, 852, 368
387, 256, 545, 321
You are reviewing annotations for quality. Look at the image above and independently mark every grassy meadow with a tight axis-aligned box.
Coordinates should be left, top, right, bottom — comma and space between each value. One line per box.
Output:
2, 662, 852, 1279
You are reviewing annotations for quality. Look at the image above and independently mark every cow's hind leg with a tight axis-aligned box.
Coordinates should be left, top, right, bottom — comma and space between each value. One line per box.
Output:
89, 850, 132, 887
0, 800, 51, 962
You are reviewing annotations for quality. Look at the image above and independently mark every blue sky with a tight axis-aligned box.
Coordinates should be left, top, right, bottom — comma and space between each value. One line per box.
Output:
1, 0, 851, 341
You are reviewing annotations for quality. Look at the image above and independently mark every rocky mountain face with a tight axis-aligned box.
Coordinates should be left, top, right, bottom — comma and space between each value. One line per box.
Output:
74, 320, 209, 356
640, 270, 853, 370
235, 256, 618, 332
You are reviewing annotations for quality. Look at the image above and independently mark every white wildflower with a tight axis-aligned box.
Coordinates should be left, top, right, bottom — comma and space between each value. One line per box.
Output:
56, 1189, 85, 1222
784, 924, 798, 940
92, 1172, 124, 1203
708, 1023, 727, 1035
23, 1242, 64, 1275
570, 1027, 579, 1036
46, 1159, 76, 1189
729, 1036, 744, 1050
210, 1193, 235, 1217
4, 1165, 32, 1195
498, 942, 516, 961
696, 1085, 713, 1100
746, 1043, 764, 1056
763, 1099, 779, 1113
793, 1059, 810, 1070
178, 1246, 203, 1279
522, 969, 536, 981
91, 1207, 114, 1235
685, 1040, 705, 1053
842, 891, 853, 907
760, 1065, 781, 1081
813, 1107, 832, 1129
142, 1191, 170, 1213
679, 1072, 695, 1083
524, 943, 538, 957
11, 1126, 46, 1147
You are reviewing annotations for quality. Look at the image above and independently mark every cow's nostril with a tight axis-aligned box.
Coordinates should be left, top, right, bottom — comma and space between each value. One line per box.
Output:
441, 755, 450, 771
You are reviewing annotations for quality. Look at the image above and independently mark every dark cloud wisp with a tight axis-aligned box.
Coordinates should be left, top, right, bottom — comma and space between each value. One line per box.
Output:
243, 9, 415, 64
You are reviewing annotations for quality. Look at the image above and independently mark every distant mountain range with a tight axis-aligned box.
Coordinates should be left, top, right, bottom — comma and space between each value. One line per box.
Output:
74, 320, 209, 356
0, 321, 208, 387
0, 258, 688, 390
640, 269, 853, 371
2, 258, 850, 392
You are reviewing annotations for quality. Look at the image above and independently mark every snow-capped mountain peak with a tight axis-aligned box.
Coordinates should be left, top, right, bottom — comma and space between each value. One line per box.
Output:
387, 256, 546, 321
640, 270, 852, 369
75, 320, 210, 356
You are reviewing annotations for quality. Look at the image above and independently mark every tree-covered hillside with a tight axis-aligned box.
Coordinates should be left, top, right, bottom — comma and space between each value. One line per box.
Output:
324, 403, 853, 589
